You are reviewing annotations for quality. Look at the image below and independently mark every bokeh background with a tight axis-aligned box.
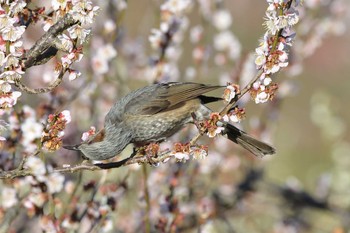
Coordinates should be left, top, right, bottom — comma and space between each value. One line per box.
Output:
2, 0, 350, 232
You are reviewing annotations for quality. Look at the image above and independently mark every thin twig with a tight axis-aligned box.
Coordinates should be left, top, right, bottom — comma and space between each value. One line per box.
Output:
23, 14, 78, 69
0, 149, 172, 179
14, 68, 67, 94
142, 165, 151, 233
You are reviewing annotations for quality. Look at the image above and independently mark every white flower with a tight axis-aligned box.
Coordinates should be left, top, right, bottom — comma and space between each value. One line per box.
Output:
222, 85, 237, 102
92, 56, 109, 74
0, 70, 23, 82
223, 114, 240, 123
255, 54, 266, 66
114, 0, 127, 11
104, 20, 117, 33
52, 0, 69, 10
0, 81, 12, 93
0, 15, 16, 31
67, 24, 90, 44
255, 91, 269, 104
2, 26, 26, 42
213, 31, 241, 59
46, 173, 65, 194
0, 91, 21, 108
25, 156, 46, 177
21, 119, 43, 145
68, 70, 81, 81
1, 187, 18, 209
212, 10, 232, 31
97, 44, 117, 60
190, 25, 203, 43
263, 77, 272, 86
161, 0, 192, 15
71, 1, 99, 25
81, 126, 96, 141
57, 34, 73, 52
207, 126, 225, 138
149, 28, 164, 49
191, 148, 207, 160
174, 152, 190, 161
101, 219, 114, 232
0, 51, 6, 66
214, 31, 236, 51
39, 216, 57, 233
61, 110, 71, 124
10, 0, 27, 13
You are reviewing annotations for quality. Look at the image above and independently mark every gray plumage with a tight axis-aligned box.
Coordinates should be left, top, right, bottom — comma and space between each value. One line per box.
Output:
64, 82, 275, 160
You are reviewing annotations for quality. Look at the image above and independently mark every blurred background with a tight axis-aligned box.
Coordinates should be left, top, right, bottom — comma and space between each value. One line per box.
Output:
2, 0, 350, 232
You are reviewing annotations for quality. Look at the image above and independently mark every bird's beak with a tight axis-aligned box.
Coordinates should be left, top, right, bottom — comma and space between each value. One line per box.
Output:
63, 145, 80, 151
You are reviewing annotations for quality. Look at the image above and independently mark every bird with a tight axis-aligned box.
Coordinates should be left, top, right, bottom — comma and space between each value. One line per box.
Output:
64, 82, 275, 160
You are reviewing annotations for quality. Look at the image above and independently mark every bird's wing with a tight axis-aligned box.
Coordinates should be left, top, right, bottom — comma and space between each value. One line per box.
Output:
124, 82, 222, 115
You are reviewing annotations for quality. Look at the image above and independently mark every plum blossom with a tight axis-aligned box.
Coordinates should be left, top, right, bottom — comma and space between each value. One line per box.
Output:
212, 10, 232, 30
56, 34, 74, 52
161, 0, 192, 16
42, 110, 72, 151
68, 24, 91, 44
213, 31, 241, 60
71, 0, 100, 25
91, 44, 117, 75
52, 0, 69, 11
81, 126, 96, 141
46, 173, 65, 194
21, 118, 43, 146
255, 91, 270, 104
1, 25, 25, 42
68, 69, 81, 81
190, 25, 203, 43
191, 146, 208, 160
173, 152, 190, 161
223, 107, 246, 123
1, 187, 18, 209
25, 156, 46, 177
252, 0, 299, 103
222, 84, 240, 103
207, 126, 225, 138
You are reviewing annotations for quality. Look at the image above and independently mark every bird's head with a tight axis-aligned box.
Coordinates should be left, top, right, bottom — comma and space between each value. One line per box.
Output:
63, 126, 132, 160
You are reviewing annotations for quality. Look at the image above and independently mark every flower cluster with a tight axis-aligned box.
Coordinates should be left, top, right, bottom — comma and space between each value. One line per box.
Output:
0, 1, 26, 108
250, 75, 279, 104
206, 112, 225, 138
91, 44, 118, 75
171, 142, 191, 161
171, 143, 208, 162
212, 8, 241, 65
253, 0, 300, 103
52, 1, 98, 77
223, 107, 246, 123
41, 110, 71, 151
148, 0, 193, 81
22, 156, 65, 231
222, 83, 240, 103
81, 126, 96, 141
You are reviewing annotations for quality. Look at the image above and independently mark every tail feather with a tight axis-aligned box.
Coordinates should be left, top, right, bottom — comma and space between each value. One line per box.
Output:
225, 124, 276, 158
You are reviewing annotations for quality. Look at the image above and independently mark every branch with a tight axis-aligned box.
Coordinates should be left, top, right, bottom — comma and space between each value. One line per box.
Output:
220, 69, 264, 116
0, 149, 172, 179
14, 68, 67, 94
23, 14, 78, 69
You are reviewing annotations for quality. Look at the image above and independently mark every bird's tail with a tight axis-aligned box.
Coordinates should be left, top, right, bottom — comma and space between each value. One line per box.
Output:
224, 123, 276, 158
